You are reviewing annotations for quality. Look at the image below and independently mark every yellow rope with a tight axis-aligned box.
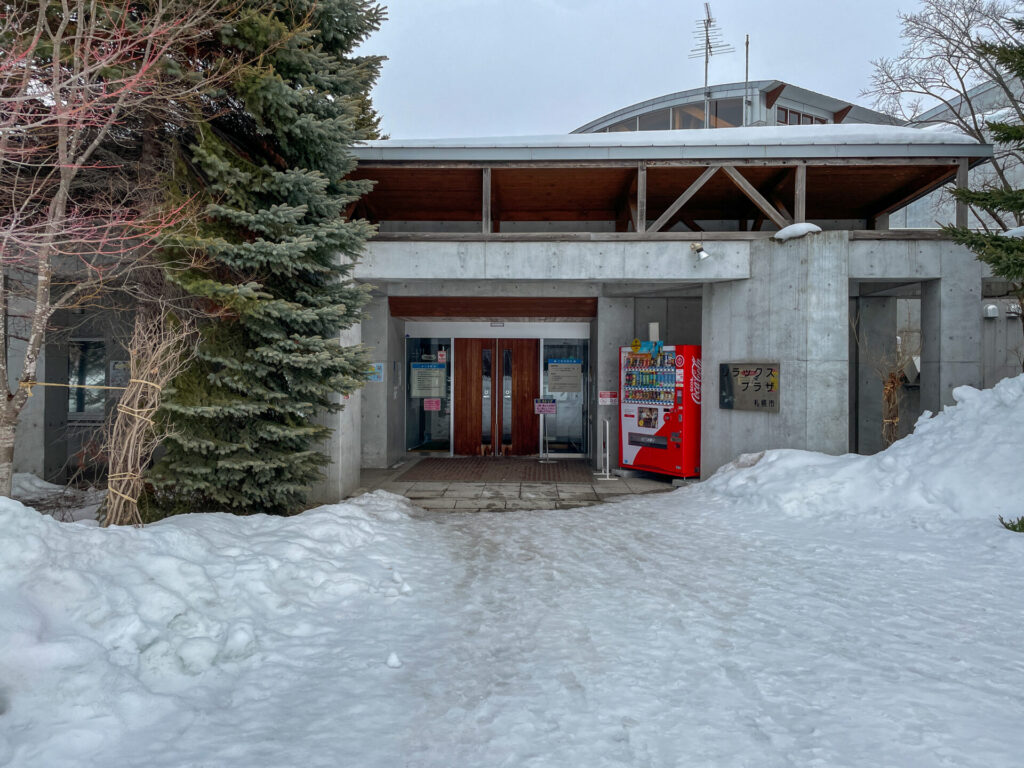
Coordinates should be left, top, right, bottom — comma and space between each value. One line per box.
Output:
19, 379, 160, 397
115, 403, 156, 423
107, 486, 137, 504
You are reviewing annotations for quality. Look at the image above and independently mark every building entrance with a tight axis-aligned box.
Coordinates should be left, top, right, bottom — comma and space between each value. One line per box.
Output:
404, 323, 590, 459
453, 339, 539, 456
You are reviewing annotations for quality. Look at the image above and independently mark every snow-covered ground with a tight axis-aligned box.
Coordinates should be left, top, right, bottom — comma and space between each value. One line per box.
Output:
2, 377, 1023, 767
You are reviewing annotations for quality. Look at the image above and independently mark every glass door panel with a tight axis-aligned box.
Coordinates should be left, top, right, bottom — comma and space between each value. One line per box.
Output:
405, 337, 452, 452
542, 339, 589, 455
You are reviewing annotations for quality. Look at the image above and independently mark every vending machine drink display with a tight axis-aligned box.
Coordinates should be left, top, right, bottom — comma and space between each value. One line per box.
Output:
619, 343, 701, 478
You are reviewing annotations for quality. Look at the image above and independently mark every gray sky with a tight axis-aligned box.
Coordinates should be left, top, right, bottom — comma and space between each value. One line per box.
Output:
357, 0, 911, 139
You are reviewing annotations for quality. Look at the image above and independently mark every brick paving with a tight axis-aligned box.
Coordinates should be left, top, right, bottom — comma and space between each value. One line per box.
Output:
394, 457, 596, 483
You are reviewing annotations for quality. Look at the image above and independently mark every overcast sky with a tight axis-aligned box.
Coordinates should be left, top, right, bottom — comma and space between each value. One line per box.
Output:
356, 0, 912, 139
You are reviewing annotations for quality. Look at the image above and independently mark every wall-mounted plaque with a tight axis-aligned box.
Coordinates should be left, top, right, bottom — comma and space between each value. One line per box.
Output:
719, 362, 780, 412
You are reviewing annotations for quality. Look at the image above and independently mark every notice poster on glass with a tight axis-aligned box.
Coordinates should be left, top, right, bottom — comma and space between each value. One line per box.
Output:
547, 358, 582, 393
410, 362, 446, 398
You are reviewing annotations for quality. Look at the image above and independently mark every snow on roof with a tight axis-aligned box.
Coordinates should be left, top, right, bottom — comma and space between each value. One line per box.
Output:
355, 124, 991, 163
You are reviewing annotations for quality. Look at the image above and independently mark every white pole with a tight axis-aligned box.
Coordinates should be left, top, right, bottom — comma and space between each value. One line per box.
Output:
595, 417, 615, 480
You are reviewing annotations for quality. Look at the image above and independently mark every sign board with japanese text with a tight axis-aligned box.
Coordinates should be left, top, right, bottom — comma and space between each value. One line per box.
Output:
366, 363, 384, 383
410, 362, 446, 398
547, 358, 582, 392
719, 362, 780, 412
534, 397, 557, 415
598, 390, 618, 406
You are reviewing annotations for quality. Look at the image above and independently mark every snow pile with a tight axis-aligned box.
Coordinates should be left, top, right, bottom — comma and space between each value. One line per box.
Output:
998, 224, 1024, 238
1, 378, 1023, 767
772, 222, 822, 241
10, 473, 65, 498
0, 491, 418, 766
706, 374, 1024, 524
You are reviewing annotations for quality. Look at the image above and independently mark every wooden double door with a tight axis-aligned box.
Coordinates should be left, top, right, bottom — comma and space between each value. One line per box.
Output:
453, 339, 539, 456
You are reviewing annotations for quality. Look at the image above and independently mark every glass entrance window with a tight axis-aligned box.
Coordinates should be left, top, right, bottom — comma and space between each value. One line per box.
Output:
481, 348, 492, 453
541, 339, 589, 455
405, 337, 452, 452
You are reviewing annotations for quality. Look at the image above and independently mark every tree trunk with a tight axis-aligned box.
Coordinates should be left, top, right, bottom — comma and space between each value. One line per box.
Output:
0, 421, 16, 499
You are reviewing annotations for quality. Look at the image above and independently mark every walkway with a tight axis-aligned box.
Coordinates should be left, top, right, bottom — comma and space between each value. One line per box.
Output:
359, 457, 677, 512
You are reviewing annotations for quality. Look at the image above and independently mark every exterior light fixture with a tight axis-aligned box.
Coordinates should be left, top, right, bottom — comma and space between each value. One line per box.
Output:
690, 242, 710, 260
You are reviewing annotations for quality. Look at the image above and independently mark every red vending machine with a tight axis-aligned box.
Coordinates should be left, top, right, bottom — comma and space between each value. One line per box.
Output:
619, 343, 701, 478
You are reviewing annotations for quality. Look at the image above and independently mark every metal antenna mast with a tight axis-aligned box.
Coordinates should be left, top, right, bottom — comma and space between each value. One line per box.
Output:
688, 3, 734, 128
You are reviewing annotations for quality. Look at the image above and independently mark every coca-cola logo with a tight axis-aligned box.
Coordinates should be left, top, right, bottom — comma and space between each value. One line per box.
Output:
690, 358, 702, 405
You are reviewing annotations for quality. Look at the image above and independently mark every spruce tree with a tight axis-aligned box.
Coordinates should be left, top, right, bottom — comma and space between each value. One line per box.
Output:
946, 18, 1024, 372
154, 1, 386, 514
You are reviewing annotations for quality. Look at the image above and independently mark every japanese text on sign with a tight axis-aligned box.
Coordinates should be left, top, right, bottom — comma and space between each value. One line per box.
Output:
547, 358, 582, 393
410, 362, 446, 398
719, 362, 780, 412
534, 398, 557, 415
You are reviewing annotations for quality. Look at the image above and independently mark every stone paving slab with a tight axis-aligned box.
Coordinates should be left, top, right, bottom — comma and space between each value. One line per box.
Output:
406, 488, 446, 499
456, 498, 506, 510
414, 497, 458, 509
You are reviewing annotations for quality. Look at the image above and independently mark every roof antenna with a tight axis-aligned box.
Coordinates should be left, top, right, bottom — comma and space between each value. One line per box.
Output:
689, 3, 734, 128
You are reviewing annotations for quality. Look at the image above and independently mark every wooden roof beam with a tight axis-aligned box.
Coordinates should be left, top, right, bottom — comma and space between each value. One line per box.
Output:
722, 165, 793, 229
647, 165, 721, 233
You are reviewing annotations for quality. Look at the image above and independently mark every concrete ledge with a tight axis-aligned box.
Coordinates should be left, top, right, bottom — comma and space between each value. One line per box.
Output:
356, 239, 750, 283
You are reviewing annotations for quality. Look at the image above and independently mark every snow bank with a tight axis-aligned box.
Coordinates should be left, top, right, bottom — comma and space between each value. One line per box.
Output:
706, 373, 1024, 524
772, 222, 822, 241
10, 473, 65, 498
0, 491, 417, 766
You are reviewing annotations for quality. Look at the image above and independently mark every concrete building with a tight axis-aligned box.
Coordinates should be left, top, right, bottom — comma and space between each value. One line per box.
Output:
10, 81, 1020, 504
302, 122, 1004, 501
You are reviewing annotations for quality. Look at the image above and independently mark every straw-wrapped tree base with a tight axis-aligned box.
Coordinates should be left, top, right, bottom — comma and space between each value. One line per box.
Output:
100, 307, 195, 527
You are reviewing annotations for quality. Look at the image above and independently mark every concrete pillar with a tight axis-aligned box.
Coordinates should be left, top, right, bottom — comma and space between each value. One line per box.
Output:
853, 296, 897, 455
309, 323, 362, 504
592, 297, 634, 470
360, 295, 390, 469
701, 231, 849, 477
920, 244, 983, 413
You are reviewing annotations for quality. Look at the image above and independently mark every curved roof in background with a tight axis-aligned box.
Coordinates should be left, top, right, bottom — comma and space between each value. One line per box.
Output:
571, 80, 898, 133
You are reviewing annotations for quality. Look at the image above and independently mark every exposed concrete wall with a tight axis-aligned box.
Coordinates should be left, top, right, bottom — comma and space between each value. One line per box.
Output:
635, 299, 666, 342
357, 295, 407, 470
920, 246, 983, 413
310, 324, 362, 504
386, 312, 407, 465
360, 296, 389, 469
593, 298, 634, 470
666, 298, 702, 345
701, 232, 850, 476
9, 338, 46, 477
357, 239, 750, 284
981, 298, 1024, 386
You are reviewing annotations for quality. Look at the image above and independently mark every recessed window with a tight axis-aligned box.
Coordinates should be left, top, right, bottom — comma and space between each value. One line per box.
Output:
673, 103, 705, 130
68, 340, 105, 417
608, 118, 637, 132
710, 98, 742, 128
638, 109, 670, 131
777, 107, 828, 126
